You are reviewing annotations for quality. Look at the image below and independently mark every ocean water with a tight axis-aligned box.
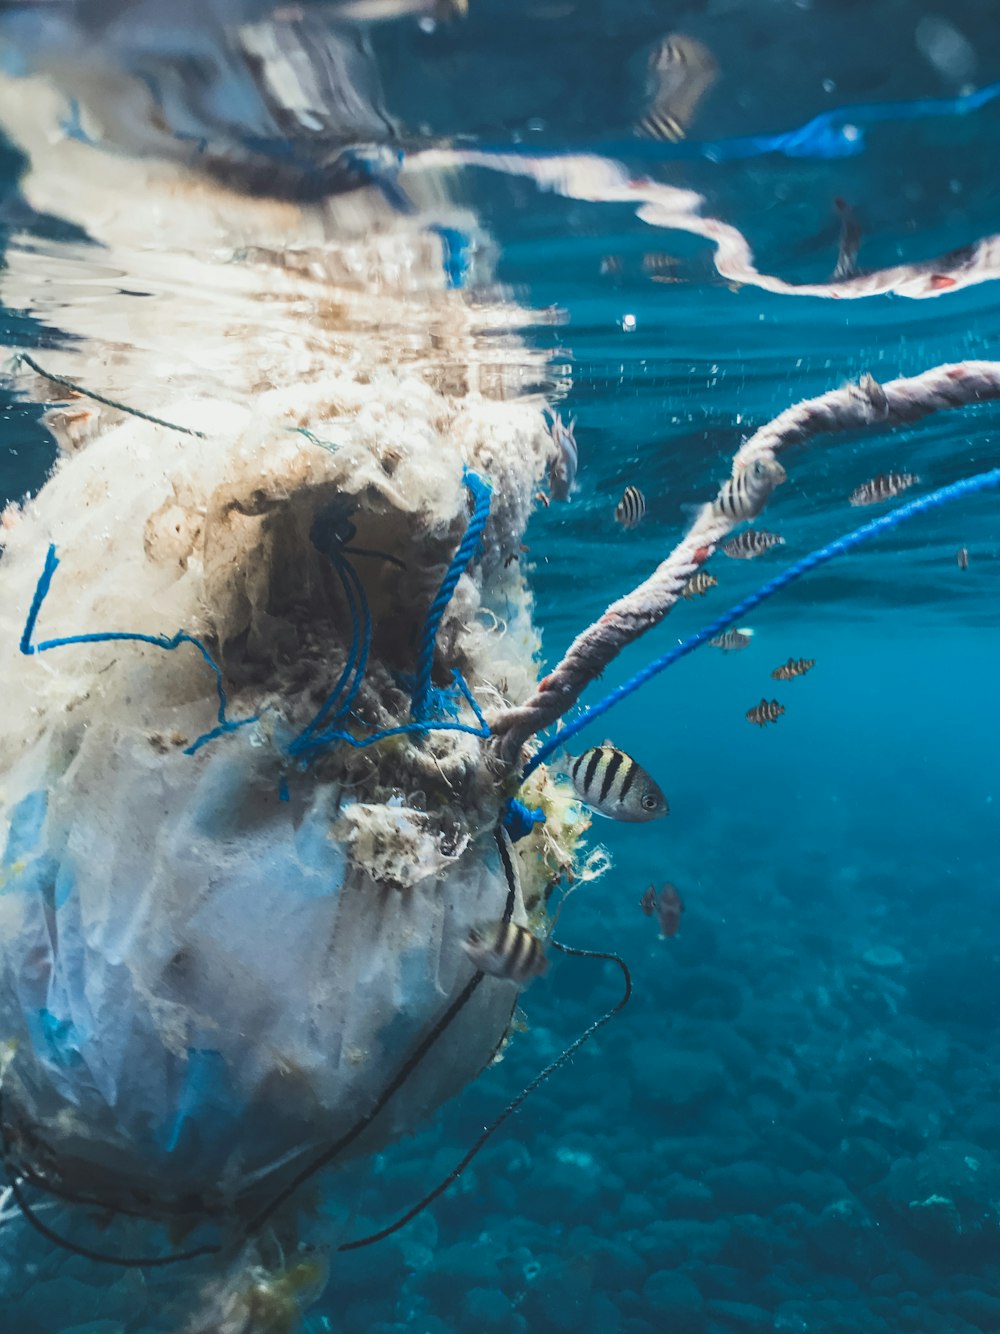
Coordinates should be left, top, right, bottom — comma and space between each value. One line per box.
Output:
1, 3, 1000, 1333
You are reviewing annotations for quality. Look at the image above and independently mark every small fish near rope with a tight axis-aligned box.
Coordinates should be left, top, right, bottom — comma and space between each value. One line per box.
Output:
462, 919, 547, 987
715, 456, 787, 522
771, 657, 815, 681
568, 744, 668, 822
710, 626, 753, 652
848, 471, 919, 506
746, 698, 784, 727
546, 410, 578, 502
682, 571, 717, 598
721, 529, 785, 560
640, 882, 684, 939
615, 485, 646, 529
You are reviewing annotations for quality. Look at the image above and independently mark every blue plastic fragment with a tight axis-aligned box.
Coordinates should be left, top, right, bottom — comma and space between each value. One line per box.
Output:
503, 798, 546, 842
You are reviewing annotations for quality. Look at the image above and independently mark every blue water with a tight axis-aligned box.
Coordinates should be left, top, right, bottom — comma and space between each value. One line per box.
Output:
2, 3, 1000, 1332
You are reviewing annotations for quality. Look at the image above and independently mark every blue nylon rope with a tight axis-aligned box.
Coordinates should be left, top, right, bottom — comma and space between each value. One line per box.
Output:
310, 668, 489, 751
289, 551, 369, 759
468, 80, 1000, 167
521, 465, 1000, 783
20, 545, 259, 755
411, 471, 493, 721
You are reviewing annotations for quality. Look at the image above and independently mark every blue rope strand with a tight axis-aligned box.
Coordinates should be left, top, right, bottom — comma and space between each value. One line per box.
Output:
521, 466, 1000, 783
411, 471, 493, 721
309, 669, 489, 752
331, 554, 372, 724
20, 544, 259, 755
288, 552, 365, 758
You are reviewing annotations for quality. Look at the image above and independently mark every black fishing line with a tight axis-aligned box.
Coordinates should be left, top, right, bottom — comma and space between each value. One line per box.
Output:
15, 352, 208, 439
336, 939, 633, 1251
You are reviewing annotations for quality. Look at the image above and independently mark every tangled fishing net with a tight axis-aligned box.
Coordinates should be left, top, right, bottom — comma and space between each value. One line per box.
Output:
3, 8, 1000, 1333
0, 17, 589, 1330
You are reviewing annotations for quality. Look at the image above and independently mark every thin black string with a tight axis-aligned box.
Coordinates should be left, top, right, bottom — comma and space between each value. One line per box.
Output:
337, 939, 632, 1251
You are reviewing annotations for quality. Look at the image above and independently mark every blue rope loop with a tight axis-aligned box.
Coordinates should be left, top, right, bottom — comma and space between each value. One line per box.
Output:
503, 798, 546, 842
20, 544, 259, 755
288, 550, 371, 760
521, 465, 1000, 784
411, 470, 493, 722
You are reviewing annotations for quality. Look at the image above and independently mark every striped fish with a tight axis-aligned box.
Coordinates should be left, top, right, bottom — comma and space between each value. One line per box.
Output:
848, 472, 918, 506
771, 657, 815, 681
715, 457, 787, 522
856, 372, 889, 417
721, 530, 785, 559
957, 546, 970, 570
569, 745, 668, 822
635, 34, 717, 143
682, 571, 717, 598
643, 253, 683, 283
547, 410, 578, 501
615, 485, 646, 528
746, 698, 784, 727
462, 919, 547, 986
711, 627, 754, 652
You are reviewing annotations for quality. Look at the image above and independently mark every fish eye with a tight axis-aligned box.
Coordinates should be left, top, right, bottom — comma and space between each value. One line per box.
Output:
641, 792, 659, 810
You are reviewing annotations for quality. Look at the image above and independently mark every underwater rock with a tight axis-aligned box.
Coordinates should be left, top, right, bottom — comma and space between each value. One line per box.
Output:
461, 1285, 518, 1332
861, 945, 906, 970
805, 1197, 889, 1279
704, 1160, 780, 1214
661, 1177, 715, 1219
789, 1091, 847, 1151
955, 1288, 1000, 1330
628, 1043, 727, 1117
882, 1140, 1000, 1253
705, 1299, 771, 1331
641, 1270, 705, 1332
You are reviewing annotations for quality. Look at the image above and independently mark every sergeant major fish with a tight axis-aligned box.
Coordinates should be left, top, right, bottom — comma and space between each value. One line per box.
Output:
721, 530, 785, 559
547, 410, 578, 501
683, 571, 717, 598
746, 698, 785, 727
710, 626, 754, 651
715, 456, 787, 523
463, 919, 547, 986
771, 657, 815, 681
615, 485, 646, 528
569, 744, 668, 822
849, 472, 918, 506
635, 34, 717, 143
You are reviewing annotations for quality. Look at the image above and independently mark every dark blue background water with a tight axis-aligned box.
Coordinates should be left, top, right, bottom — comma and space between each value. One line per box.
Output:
2, 4, 1000, 1332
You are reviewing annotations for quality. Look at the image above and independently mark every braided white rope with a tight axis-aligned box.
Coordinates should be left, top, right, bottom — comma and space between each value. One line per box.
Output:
489, 360, 1000, 764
